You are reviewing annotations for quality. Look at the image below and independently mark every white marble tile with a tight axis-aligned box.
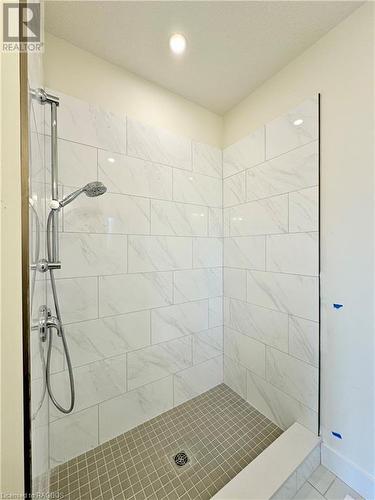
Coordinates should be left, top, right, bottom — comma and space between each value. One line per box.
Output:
209, 296, 223, 328
30, 132, 45, 184
174, 268, 223, 303
59, 139, 98, 187
31, 278, 47, 326
99, 377, 173, 443
224, 327, 265, 377
50, 407, 98, 467
193, 327, 223, 364
45, 137, 97, 189
223, 126, 265, 177
325, 478, 364, 500
50, 355, 126, 419
289, 187, 319, 233
64, 311, 150, 368
127, 337, 192, 390
63, 191, 150, 235
308, 465, 336, 495
272, 472, 298, 500
99, 272, 173, 316
57, 233, 126, 278
98, 150, 172, 200
225, 298, 288, 352
54, 277, 98, 323
247, 270, 319, 321
151, 300, 208, 343
30, 95, 45, 141
223, 208, 231, 237
208, 208, 223, 237
127, 118, 191, 170
266, 348, 318, 411
173, 169, 222, 207
224, 355, 247, 399
31, 424, 49, 485
31, 378, 48, 429
266, 97, 318, 159
289, 316, 319, 367
267, 232, 318, 276
174, 356, 223, 405
31, 314, 64, 380
193, 237, 222, 268
55, 92, 126, 153
230, 195, 288, 236
151, 200, 207, 237
246, 371, 318, 433
128, 235, 192, 272
224, 172, 246, 207
246, 141, 318, 201
192, 141, 222, 178
224, 268, 246, 301
296, 447, 320, 490
30, 133, 46, 186
293, 482, 325, 500
224, 236, 266, 270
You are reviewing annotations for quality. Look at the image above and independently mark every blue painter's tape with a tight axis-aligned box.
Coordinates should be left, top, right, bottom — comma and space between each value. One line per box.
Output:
332, 431, 342, 439
333, 304, 343, 309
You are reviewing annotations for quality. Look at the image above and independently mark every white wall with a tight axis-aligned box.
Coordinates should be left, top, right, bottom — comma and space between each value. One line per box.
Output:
224, 3, 374, 497
44, 33, 222, 148
0, 49, 24, 495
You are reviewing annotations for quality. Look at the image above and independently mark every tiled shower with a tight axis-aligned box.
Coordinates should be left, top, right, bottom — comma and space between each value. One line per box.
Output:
223, 97, 319, 434
29, 80, 319, 495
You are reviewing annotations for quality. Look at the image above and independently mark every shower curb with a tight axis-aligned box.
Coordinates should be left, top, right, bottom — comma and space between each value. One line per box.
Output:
212, 422, 321, 499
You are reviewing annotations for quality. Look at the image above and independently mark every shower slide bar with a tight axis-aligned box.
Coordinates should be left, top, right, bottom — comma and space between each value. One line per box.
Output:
30, 88, 61, 271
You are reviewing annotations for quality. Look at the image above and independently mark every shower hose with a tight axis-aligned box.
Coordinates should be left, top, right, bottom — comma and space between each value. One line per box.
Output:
30, 200, 47, 421
46, 209, 75, 413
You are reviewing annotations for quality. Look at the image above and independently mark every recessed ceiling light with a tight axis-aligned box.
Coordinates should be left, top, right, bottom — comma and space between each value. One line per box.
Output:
169, 33, 187, 55
107, 157, 115, 163
293, 119, 304, 126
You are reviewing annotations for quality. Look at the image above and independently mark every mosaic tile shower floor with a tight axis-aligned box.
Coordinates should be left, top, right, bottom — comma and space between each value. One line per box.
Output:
50, 384, 283, 500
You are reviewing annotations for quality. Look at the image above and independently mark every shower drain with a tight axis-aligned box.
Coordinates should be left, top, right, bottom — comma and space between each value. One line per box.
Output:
174, 451, 189, 467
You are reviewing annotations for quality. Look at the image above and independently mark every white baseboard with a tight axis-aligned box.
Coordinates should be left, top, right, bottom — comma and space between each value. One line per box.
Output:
321, 443, 374, 499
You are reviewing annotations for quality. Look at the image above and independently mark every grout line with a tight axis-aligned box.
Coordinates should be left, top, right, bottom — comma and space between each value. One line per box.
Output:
222, 138, 318, 180
97, 404, 100, 447
125, 351, 129, 393
264, 124, 267, 160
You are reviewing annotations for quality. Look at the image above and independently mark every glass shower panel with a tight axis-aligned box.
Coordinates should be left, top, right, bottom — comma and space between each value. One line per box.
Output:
28, 52, 50, 494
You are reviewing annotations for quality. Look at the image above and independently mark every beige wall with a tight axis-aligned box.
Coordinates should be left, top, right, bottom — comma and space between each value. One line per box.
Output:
224, 3, 374, 493
44, 33, 223, 148
0, 49, 24, 494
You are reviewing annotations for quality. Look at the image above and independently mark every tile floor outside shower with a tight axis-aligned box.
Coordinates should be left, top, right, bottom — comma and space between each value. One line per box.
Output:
49, 384, 283, 500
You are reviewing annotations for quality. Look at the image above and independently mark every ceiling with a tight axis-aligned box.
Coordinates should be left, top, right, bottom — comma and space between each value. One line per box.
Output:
45, 1, 361, 115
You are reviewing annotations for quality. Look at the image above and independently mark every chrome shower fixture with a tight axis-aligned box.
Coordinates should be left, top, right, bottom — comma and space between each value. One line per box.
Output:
30, 88, 108, 415
57, 181, 107, 208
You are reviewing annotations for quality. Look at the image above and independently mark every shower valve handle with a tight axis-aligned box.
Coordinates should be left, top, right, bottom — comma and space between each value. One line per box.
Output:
31, 305, 62, 341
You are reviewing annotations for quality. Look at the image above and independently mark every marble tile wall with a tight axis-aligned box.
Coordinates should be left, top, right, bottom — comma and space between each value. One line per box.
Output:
223, 97, 320, 434
45, 91, 224, 467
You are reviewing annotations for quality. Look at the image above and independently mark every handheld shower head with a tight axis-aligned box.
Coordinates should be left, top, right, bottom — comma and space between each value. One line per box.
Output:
83, 181, 107, 197
59, 181, 107, 208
